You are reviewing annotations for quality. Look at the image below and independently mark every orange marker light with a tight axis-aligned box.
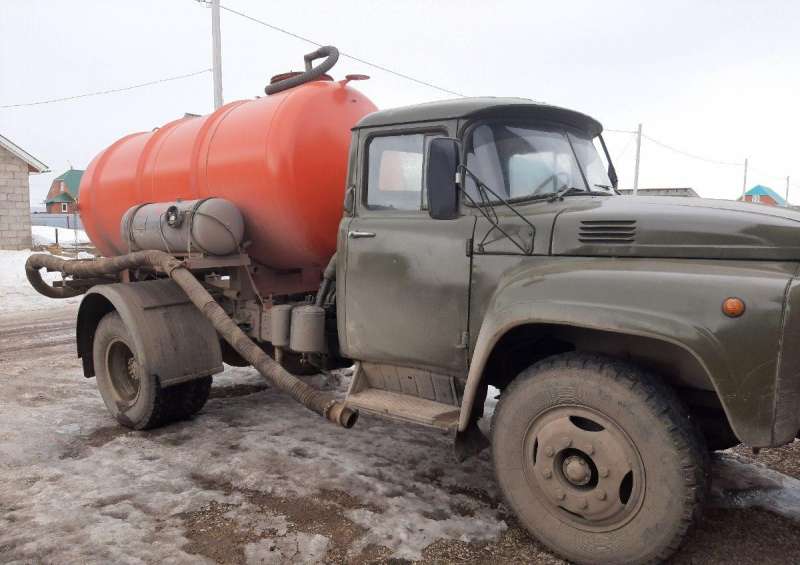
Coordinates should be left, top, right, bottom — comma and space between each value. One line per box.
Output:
722, 297, 746, 318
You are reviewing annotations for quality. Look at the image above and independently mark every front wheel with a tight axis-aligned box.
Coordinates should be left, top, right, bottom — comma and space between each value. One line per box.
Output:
93, 312, 211, 430
492, 353, 708, 565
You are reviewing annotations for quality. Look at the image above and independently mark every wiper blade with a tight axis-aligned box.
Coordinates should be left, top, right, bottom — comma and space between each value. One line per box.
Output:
548, 186, 584, 202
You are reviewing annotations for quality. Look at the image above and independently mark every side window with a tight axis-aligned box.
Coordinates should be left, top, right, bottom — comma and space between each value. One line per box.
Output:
366, 133, 427, 211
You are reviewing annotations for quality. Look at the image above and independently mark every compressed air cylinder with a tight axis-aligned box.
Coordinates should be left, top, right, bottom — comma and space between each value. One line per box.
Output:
270, 304, 294, 347
289, 305, 326, 353
120, 198, 244, 256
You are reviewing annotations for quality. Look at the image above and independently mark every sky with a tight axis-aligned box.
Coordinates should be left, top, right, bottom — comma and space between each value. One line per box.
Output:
1, 0, 798, 206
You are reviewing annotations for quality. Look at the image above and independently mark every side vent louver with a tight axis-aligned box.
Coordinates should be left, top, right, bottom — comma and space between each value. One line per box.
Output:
579, 220, 636, 244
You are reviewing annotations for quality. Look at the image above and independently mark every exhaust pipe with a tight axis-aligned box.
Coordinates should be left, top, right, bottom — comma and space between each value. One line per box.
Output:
25, 251, 358, 428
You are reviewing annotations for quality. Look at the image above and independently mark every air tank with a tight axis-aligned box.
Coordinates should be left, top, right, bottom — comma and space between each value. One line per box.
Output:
78, 47, 377, 272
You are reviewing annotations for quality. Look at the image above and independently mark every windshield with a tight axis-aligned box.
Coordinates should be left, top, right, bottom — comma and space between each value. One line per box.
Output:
464, 122, 613, 202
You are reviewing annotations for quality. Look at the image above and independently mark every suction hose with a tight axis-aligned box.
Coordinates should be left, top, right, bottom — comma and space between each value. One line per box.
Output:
25, 251, 358, 428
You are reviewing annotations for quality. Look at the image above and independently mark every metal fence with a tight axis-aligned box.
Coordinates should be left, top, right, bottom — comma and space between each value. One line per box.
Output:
30, 213, 84, 230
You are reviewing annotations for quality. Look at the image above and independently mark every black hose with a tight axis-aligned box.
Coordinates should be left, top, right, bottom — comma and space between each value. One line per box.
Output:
315, 252, 337, 308
24, 251, 357, 428
265, 46, 339, 95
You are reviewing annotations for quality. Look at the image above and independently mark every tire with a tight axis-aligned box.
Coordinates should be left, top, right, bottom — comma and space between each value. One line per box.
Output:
93, 312, 211, 430
491, 353, 708, 565
164, 376, 212, 421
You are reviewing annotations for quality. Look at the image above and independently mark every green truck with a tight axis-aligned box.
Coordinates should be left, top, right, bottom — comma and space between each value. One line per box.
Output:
28, 93, 800, 564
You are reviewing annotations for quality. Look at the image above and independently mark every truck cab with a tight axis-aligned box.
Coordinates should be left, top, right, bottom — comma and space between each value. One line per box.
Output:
334, 97, 800, 563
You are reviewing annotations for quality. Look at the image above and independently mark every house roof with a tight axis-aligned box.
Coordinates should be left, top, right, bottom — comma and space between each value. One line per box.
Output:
744, 184, 786, 206
53, 168, 84, 198
0, 133, 49, 173
355, 97, 603, 136
45, 192, 75, 204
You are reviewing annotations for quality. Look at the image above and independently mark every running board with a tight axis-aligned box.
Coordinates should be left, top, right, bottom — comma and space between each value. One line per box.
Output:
345, 389, 460, 431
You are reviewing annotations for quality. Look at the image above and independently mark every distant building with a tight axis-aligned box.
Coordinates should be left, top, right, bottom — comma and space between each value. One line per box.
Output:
739, 185, 786, 207
618, 187, 699, 197
0, 134, 48, 250
45, 168, 84, 213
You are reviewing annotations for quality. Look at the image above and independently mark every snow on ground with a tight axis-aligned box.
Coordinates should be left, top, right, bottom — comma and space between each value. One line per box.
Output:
0, 250, 83, 314
2, 305, 800, 564
0, 315, 507, 564
30, 225, 90, 247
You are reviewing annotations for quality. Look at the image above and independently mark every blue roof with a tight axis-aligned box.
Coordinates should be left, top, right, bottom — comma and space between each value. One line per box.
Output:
744, 184, 786, 206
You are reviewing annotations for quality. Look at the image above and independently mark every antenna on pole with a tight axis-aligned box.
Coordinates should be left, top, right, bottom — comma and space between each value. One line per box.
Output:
211, 0, 223, 109
632, 123, 642, 195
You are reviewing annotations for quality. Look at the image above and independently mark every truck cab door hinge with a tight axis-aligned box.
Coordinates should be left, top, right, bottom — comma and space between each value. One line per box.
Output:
465, 238, 473, 257
457, 331, 470, 349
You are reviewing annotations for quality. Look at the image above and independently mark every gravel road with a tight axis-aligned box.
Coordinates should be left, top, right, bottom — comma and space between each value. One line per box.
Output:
1, 305, 799, 564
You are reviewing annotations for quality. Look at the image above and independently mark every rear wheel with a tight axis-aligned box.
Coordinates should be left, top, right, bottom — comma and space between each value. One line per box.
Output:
492, 353, 708, 564
93, 312, 211, 429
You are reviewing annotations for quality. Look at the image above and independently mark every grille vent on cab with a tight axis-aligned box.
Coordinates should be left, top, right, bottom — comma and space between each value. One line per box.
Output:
579, 220, 637, 244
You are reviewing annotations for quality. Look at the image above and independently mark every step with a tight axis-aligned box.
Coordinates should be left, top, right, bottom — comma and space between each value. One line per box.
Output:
345, 388, 460, 431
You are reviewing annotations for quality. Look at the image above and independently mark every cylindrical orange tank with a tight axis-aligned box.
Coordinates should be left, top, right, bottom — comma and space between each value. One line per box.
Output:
78, 76, 376, 270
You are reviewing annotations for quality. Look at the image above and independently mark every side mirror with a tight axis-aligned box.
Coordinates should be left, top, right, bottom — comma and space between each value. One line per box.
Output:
425, 138, 460, 220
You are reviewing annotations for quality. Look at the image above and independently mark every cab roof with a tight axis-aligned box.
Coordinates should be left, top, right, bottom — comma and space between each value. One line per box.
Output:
355, 97, 603, 136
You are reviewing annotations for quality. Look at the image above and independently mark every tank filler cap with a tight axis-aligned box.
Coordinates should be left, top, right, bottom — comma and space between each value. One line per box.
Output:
342, 74, 370, 85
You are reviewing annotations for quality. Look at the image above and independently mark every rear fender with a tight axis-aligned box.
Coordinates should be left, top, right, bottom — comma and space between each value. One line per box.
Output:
77, 279, 223, 386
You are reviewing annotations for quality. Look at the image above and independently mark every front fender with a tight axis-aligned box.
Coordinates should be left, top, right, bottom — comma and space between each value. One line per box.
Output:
460, 257, 796, 446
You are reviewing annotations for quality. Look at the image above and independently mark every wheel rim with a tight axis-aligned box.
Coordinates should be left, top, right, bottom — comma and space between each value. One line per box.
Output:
522, 405, 645, 532
105, 338, 141, 407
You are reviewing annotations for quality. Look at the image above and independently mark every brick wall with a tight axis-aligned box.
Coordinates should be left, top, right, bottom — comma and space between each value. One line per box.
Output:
0, 146, 33, 250
46, 202, 78, 214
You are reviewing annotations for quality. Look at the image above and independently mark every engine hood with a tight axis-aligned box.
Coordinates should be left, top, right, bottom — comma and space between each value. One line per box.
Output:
551, 196, 800, 260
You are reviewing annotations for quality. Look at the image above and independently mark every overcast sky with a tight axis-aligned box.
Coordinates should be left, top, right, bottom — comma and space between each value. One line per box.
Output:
1, 0, 798, 206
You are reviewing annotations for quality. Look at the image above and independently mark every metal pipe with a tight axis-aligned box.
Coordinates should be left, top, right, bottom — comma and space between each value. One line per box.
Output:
25, 251, 357, 428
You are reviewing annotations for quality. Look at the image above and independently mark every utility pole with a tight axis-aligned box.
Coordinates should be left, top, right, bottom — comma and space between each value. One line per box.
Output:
741, 158, 749, 200
632, 123, 642, 195
211, 0, 223, 109
786, 176, 791, 207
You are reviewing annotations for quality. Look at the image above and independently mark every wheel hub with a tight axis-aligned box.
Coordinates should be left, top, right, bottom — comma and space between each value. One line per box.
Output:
563, 455, 591, 486
525, 406, 645, 532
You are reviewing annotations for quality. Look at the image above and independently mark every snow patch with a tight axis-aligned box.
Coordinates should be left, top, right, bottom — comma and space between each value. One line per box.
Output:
0, 250, 83, 314
244, 533, 330, 564
30, 225, 89, 246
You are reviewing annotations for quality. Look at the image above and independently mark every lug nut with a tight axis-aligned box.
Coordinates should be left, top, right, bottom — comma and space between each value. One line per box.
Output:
543, 469, 553, 479
585, 443, 595, 455
596, 490, 607, 501
545, 446, 555, 457
599, 466, 609, 478
561, 437, 572, 448
555, 490, 565, 501
580, 498, 589, 509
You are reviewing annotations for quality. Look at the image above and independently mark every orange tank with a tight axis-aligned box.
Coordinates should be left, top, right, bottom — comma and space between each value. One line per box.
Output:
78, 74, 377, 271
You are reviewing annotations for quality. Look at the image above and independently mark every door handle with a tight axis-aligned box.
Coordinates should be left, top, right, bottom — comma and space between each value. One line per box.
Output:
348, 230, 376, 239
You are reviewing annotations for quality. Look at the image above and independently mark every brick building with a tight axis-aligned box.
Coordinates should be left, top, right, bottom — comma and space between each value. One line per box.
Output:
45, 168, 84, 213
0, 134, 48, 250
740, 185, 786, 207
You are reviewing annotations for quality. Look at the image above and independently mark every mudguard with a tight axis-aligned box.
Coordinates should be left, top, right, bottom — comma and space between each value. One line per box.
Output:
77, 279, 223, 387
459, 257, 797, 447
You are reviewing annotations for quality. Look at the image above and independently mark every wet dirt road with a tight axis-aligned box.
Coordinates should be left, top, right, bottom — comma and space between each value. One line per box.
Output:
1, 305, 799, 564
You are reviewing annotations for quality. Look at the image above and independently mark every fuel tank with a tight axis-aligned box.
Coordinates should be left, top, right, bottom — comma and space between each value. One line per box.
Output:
78, 73, 377, 270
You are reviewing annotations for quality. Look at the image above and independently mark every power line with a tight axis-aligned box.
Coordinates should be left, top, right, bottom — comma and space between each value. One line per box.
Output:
0, 69, 212, 109
216, 3, 466, 98
642, 133, 742, 167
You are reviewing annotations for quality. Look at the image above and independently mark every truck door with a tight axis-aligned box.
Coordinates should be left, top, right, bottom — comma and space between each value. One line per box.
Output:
340, 128, 475, 376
